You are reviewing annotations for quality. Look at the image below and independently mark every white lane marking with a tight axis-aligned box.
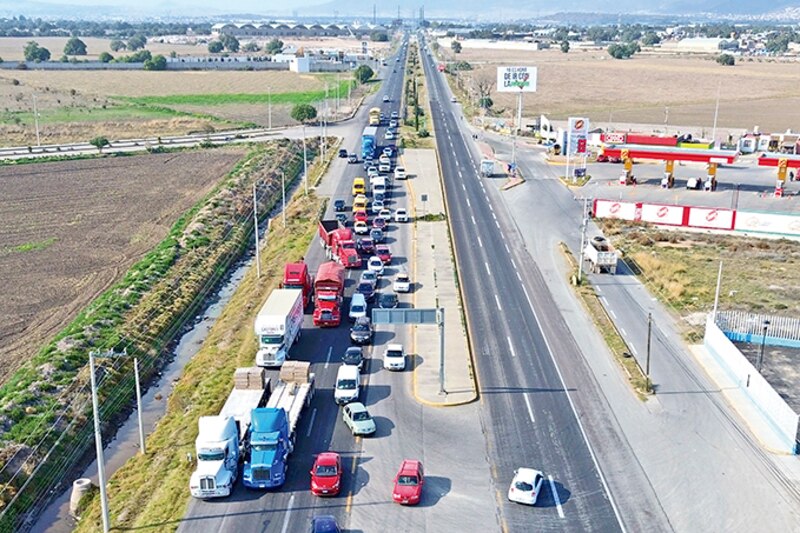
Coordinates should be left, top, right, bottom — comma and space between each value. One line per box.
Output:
630, 345, 638, 357
494, 219, 500, 229
599, 296, 609, 306
511, 258, 518, 270
609, 309, 618, 320
595, 286, 603, 294
491, 212, 498, 222
523, 393, 535, 423
466, 197, 471, 208
507, 336, 516, 358
306, 408, 317, 437
494, 294, 503, 311
522, 284, 627, 531
325, 346, 333, 368
548, 475, 565, 518
523, 285, 533, 309
619, 327, 627, 337
458, 170, 463, 178
461, 182, 466, 191
280, 494, 295, 533
488, 203, 495, 213
484, 261, 492, 276
515, 270, 522, 282
477, 235, 483, 248
503, 242, 510, 253
470, 214, 477, 225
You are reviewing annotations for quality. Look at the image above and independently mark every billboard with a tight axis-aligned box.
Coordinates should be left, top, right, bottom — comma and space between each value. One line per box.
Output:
640, 203, 686, 226
497, 66, 537, 93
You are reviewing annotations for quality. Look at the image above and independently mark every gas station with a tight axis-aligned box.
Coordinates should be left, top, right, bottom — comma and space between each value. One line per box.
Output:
598, 143, 739, 191
757, 153, 800, 197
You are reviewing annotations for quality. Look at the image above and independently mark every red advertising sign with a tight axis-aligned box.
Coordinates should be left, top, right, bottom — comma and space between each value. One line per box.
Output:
640, 203, 685, 226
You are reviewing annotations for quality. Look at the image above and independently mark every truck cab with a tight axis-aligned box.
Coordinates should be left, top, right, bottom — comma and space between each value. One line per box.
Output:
313, 262, 345, 327
189, 416, 239, 498
282, 261, 313, 308
243, 408, 290, 489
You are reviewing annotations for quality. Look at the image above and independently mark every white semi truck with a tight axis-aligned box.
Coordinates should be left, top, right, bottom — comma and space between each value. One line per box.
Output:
585, 236, 618, 274
189, 368, 270, 499
255, 288, 304, 367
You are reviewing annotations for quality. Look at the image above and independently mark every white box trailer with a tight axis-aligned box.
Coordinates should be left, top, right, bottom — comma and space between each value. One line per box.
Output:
585, 236, 618, 274
255, 289, 304, 367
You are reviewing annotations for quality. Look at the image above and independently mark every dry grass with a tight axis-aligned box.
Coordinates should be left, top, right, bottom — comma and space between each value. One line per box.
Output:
602, 221, 800, 336
0, 70, 327, 98
438, 42, 800, 132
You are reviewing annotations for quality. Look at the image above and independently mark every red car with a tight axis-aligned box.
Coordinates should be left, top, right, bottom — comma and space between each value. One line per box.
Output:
375, 244, 392, 264
353, 211, 368, 224
310, 452, 342, 496
372, 216, 387, 230
392, 460, 424, 505
357, 237, 375, 256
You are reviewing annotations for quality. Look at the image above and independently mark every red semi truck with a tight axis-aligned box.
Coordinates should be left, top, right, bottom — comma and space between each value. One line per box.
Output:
282, 261, 314, 309
312, 261, 345, 327
319, 220, 361, 269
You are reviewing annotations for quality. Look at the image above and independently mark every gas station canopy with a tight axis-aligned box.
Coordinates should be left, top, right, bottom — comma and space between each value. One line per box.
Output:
601, 144, 739, 164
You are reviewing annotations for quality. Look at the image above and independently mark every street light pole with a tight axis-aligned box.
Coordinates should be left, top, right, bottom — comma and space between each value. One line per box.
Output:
281, 171, 286, 228
253, 181, 261, 278
577, 197, 588, 283
302, 124, 308, 195
646, 313, 653, 392
32, 94, 41, 147
757, 319, 770, 373
133, 357, 145, 455
438, 308, 445, 395
89, 351, 110, 533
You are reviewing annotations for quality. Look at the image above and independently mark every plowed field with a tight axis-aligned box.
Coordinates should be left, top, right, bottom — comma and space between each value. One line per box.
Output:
0, 149, 245, 382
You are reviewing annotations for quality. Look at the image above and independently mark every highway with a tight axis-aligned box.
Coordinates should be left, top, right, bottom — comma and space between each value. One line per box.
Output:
417, 35, 670, 532
179, 35, 495, 533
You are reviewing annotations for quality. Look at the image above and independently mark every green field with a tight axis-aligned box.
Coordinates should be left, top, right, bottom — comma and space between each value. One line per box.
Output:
0, 105, 183, 126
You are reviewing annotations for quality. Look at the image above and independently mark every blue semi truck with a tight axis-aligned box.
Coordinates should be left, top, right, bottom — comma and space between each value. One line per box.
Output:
361, 126, 378, 160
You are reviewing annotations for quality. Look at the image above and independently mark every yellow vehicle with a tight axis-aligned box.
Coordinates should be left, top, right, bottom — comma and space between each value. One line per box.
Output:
353, 196, 368, 213
352, 177, 366, 196
369, 107, 381, 126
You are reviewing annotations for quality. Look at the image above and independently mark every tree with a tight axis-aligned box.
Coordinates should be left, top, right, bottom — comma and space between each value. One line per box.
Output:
98, 51, 113, 63
370, 31, 389, 42
641, 32, 661, 46
607, 42, 639, 60
110, 39, 126, 52
23, 41, 50, 62
265, 38, 284, 54
143, 54, 167, 70
560, 40, 570, 53
451, 40, 462, 54
353, 64, 374, 84
208, 40, 224, 53
473, 70, 494, 106
478, 96, 493, 109
89, 136, 110, 153
64, 37, 87, 56
290, 103, 317, 123
220, 34, 239, 52
242, 41, 260, 53
716, 53, 735, 66
127, 34, 147, 51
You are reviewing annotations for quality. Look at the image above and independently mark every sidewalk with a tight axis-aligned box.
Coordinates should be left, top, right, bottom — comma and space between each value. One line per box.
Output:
401, 148, 477, 405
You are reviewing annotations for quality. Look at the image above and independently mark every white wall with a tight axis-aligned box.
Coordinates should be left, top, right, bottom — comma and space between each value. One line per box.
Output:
704, 315, 799, 454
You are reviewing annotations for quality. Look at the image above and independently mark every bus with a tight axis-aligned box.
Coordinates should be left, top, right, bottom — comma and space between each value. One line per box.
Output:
369, 107, 381, 126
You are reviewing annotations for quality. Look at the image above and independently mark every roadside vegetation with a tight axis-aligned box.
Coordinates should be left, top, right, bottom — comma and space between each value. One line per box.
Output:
401, 41, 434, 149
74, 147, 334, 532
600, 220, 800, 341
0, 140, 316, 531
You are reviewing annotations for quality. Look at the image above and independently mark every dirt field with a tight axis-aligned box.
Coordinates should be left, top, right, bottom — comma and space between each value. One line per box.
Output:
0, 149, 245, 382
438, 42, 800, 132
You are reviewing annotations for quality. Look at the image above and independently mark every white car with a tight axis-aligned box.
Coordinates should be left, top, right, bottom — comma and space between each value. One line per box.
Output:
379, 208, 392, 220
371, 199, 385, 213
385, 131, 395, 140
378, 155, 391, 165
393, 271, 411, 293
342, 402, 376, 436
367, 256, 385, 276
379, 162, 391, 173
394, 167, 406, 180
507, 468, 544, 506
383, 95, 390, 102
394, 208, 408, 223
383, 343, 405, 371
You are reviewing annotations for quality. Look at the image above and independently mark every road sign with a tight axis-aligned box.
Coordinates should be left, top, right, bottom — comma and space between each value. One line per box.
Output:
497, 66, 537, 93
566, 117, 589, 156
372, 308, 439, 324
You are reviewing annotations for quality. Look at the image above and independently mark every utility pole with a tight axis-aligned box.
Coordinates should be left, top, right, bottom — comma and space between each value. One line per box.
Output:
712, 261, 723, 321
711, 81, 721, 146
281, 171, 286, 228
268, 86, 272, 130
253, 181, 261, 278
89, 351, 110, 533
302, 124, 308, 195
438, 308, 445, 395
646, 313, 653, 392
32, 94, 41, 147
336, 73, 340, 118
577, 197, 588, 283
757, 320, 770, 373
133, 357, 145, 454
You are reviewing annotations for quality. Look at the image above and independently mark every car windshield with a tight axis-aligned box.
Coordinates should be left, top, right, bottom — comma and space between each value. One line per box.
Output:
260, 334, 283, 345
397, 475, 418, 486
337, 379, 357, 390
353, 411, 371, 421
362, 272, 376, 281
315, 465, 338, 477
514, 480, 534, 492
351, 305, 365, 313
353, 324, 369, 332
382, 295, 396, 304
318, 294, 337, 302
387, 350, 402, 358
251, 443, 277, 452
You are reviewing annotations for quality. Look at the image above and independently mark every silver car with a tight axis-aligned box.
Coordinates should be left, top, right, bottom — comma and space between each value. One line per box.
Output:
342, 402, 376, 436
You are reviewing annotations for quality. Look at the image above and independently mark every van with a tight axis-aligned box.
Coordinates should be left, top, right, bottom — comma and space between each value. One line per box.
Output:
349, 293, 367, 322
374, 182, 386, 197
334, 365, 360, 405
352, 177, 366, 196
